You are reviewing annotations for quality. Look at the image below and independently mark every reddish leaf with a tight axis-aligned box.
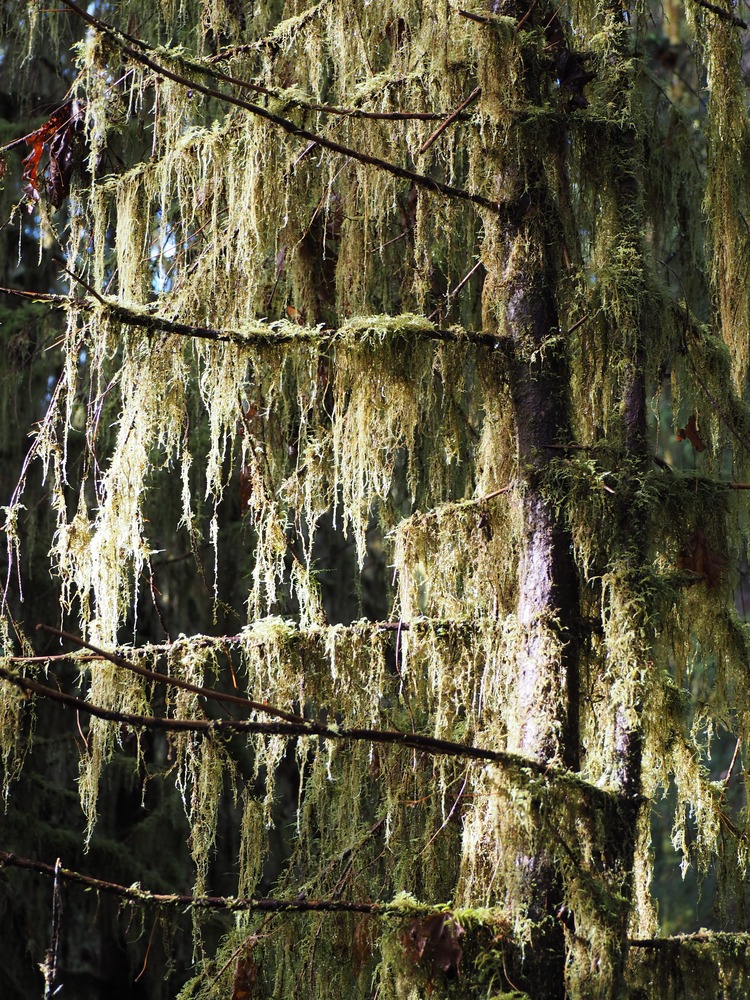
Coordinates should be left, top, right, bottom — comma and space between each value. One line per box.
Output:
238, 403, 259, 435
286, 304, 305, 324
21, 131, 46, 207
676, 414, 706, 452
21, 101, 86, 210
48, 102, 86, 208
232, 954, 258, 999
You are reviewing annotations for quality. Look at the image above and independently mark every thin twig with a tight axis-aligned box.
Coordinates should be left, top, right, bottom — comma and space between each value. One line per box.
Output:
419, 769, 469, 855
53, 258, 106, 304
479, 484, 514, 501
721, 737, 742, 798
515, 0, 539, 33
428, 259, 484, 321
418, 87, 481, 154
0, 285, 69, 306
134, 914, 158, 983
563, 313, 589, 336
457, 9, 497, 26
447, 260, 484, 300
403, 484, 514, 523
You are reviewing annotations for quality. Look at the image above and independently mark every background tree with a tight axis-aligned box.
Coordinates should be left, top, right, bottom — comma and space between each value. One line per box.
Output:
2, 1, 750, 998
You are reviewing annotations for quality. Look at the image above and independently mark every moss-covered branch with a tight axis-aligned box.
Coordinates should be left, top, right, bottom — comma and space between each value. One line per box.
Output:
0, 662, 627, 812
0, 849, 398, 913
61, 0, 502, 215
0, 285, 502, 348
690, 0, 747, 29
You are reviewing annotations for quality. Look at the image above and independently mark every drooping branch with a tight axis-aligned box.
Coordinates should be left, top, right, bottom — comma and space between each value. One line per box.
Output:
0, 662, 544, 766
0, 850, 394, 914
60, 1, 502, 215
0, 663, 626, 811
35, 623, 305, 724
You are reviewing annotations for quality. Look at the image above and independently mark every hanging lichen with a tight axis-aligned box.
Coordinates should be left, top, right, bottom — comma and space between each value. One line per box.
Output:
4, 0, 750, 997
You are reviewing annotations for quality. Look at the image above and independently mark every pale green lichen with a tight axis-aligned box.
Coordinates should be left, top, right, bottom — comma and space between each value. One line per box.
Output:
4, 0, 750, 997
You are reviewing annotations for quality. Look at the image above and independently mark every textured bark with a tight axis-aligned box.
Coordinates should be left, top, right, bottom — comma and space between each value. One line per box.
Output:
478, 7, 584, 997
488, 164, 580, 997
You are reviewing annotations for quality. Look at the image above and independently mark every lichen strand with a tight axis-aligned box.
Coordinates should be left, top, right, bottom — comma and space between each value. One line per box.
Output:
34, 0, 491, 640
696, 8, 750, 388
547, 454, 750, 922
0, 669, 31, 804
457, 765, 635, 998
394, 492, 520, 622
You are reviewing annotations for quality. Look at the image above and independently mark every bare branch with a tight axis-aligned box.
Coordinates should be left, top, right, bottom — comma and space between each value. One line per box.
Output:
0, 662, 527, 765
457, 9, 497, 26
418, 87, 481, 154
0, 286, 70, 307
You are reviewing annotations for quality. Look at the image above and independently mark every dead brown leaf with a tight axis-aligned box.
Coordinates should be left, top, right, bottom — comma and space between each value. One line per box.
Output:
676, 414, 706, 452
401, 913, 464, 977
677, 528, 726, 587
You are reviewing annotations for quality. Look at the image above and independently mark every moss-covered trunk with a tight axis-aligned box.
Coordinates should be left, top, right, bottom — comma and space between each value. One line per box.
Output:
484, 164, 580, 997
476, 2, 583, 991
